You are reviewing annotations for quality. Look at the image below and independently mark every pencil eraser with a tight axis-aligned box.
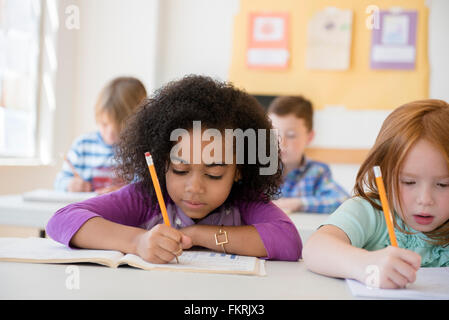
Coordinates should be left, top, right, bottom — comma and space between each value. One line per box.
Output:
145, 152, 153, 166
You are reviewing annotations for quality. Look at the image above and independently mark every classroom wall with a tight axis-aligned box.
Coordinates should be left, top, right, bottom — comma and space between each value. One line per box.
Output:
156, 0, 239, 87
428, 0, 449, 102
72, 0, 159, 137
1, 0, 448, 196
151, 0, 448, 194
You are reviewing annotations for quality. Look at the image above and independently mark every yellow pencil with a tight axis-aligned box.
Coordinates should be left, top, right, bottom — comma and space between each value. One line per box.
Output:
64, 155, 83, 180
373, 166, 398, 247
145, 152, 179, 263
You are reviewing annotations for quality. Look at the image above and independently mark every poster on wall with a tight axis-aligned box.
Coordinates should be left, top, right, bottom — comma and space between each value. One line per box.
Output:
306, 7, 353, 70
247, 12, 290, 69
370, 10, 418, 70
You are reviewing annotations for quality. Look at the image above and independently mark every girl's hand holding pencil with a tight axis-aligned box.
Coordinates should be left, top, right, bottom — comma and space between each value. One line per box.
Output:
360, 166, 422, 289
67, 176, 92, 192
359, 246, 421, 289
133, 224, 192, 264
64, 155, 93, 192
142, 152, 192, 264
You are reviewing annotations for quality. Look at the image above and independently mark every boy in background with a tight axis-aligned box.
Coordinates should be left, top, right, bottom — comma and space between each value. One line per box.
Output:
268, 96, 348, 214
54, 76, 147, 194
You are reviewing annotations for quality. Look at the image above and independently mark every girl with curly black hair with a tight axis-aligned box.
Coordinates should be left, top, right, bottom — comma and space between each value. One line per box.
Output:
47, 75, 302, 263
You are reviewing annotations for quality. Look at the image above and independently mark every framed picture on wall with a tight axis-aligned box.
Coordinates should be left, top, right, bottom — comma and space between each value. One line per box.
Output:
247, 12, 290, 69
370, 9, 418, 70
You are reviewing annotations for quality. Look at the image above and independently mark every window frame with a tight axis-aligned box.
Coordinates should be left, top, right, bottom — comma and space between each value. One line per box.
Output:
0, 0, 58, 166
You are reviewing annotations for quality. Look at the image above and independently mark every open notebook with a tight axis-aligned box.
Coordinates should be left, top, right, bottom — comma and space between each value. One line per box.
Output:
22, 189, 97, 203
346, 267, 449, 300
0, 237, 265, 276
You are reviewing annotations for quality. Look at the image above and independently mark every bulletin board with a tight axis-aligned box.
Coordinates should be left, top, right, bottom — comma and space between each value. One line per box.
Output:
229, 0, 429, 111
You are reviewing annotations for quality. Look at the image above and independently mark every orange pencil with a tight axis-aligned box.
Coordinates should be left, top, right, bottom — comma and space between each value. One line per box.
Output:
373, 166, 398, 247
145, 152, 179, 263
64, 155, 82, 179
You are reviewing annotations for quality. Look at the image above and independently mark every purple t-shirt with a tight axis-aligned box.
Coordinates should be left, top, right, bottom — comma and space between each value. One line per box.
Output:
46, 183, 302, 261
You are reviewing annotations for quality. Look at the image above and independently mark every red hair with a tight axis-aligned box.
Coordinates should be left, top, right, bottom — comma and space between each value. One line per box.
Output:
354, 99, 449, 246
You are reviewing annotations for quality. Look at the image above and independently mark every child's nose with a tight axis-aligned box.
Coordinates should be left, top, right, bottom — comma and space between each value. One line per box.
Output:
185, 173, 204, 194
417, 185, 435, 206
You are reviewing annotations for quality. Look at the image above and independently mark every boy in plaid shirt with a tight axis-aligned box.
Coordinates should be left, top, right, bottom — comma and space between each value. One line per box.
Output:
268, 96, 348, 214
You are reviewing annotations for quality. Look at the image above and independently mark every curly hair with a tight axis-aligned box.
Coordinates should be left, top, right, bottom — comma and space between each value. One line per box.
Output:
115, 75, 283, 209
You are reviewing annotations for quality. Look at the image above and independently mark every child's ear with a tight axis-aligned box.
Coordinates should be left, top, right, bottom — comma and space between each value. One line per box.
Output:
306, 130, 315, 146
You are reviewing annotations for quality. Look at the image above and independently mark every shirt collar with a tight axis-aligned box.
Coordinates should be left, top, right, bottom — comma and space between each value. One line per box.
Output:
96, 131, 114, 148
285, 156, 310, 177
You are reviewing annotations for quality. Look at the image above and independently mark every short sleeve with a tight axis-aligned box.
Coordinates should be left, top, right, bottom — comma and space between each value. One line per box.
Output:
321, 197, 386, 249
239, 201, 302, 261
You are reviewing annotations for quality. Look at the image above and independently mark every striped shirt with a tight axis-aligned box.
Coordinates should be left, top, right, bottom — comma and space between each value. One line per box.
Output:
54, 131, 117, 191
280, 157, 349, 214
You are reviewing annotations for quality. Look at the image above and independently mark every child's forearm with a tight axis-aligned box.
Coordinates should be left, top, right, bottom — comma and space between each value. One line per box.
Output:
181, 225, 267, 258
303, 225, 368, 282
70, 216, 145, 255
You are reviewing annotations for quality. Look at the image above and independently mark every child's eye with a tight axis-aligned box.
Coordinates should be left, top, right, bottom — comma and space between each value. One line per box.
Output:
437, 182, 449, 188
401, 180, 415, 185
206, 174, 222, 180
172, 168, 188, 175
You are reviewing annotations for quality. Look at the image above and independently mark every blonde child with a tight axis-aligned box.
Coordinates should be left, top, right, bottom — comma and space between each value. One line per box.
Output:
54, 76, 147, 194
46, 75, 302, 263
303, 99, 449, 289
268, 96, 348, 214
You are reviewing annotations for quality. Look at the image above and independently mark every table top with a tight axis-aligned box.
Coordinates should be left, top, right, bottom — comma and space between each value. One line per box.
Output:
0, 194, 68, 228
0, 194, 347, 300
0, 259, 353, 299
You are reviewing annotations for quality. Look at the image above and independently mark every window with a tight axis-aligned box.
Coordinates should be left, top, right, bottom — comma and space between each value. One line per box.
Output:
0, 0, 42, 158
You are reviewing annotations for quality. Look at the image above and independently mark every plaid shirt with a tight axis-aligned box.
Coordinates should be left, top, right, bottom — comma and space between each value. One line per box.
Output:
280, 157, 349, 214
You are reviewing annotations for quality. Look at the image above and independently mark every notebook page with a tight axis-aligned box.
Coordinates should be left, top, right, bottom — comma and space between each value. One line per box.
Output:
121, 251, 266, 276
0, 237, 123, 263
346, 267, 449, 299
22, 189, 97, 203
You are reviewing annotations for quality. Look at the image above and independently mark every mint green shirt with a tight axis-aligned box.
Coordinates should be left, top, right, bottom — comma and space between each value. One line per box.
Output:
322, 197, 449, 267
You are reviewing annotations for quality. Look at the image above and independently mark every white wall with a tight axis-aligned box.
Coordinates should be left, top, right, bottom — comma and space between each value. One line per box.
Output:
428, 0, 449, 102
155, 0, 240, 87
72, 0, 159, 138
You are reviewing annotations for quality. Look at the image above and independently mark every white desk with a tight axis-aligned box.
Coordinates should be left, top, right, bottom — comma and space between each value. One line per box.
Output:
0, 194, 68, 229
0, 260, 353, 299
289, 212, 329, 243
0, 202, 348, 300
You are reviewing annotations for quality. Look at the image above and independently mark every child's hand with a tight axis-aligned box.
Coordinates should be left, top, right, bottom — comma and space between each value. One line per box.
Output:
134, 224, 192, 264
95, 184, 124, 195
361, 246, 421, 289
68, 176, 92, 192
272, 198, 300, 214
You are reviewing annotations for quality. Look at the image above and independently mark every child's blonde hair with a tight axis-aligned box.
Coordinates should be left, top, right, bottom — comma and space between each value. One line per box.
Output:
95, 77, 147, 131
354, 99, 449, 246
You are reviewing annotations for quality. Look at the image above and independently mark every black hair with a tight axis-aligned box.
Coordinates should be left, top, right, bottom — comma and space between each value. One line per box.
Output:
115, 75, 283, 209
